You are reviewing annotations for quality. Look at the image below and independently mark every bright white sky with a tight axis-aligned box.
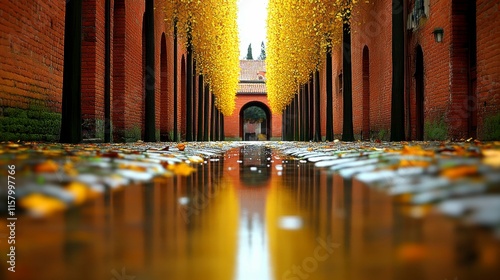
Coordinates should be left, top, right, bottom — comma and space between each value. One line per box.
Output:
237, 0, 268, 59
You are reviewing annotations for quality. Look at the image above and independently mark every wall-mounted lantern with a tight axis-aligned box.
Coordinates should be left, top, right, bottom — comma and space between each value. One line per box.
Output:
433, 28, 444, 43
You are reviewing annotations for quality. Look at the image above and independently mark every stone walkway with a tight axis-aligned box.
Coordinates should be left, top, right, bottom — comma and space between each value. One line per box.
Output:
269, 140, 500, 232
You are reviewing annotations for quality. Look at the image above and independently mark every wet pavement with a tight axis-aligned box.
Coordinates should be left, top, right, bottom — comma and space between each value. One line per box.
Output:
1, 141, 500, 280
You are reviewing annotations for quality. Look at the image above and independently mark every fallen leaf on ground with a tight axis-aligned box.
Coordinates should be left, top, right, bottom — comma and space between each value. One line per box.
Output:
401, 145, 435, 157
66, 182, 92, 205
34, 160, 59, 173
399, 159, 431, 168
482, 149, 500, 167
118, 163, 147, 172
168, 162, 195, 176
440, 165, 478, 179
19, 193, 67, 216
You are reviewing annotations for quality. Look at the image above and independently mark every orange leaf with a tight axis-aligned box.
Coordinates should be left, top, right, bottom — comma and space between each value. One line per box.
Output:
177, 143, 186, 151
401, 145, 434, 157
20, 194, 66, 216
66, 182, 91, 205
34, 160, 59, 173
440, 165, 478, 179
168, 162, 196, 176
482, 149, 500, 167
399, 159, 431, 168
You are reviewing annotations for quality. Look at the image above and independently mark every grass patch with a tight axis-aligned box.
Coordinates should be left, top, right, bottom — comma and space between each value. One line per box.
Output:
424, 118, 448, 141
483, 114, 500, 140
371, 129, 389, 141
124, 125, 142, 142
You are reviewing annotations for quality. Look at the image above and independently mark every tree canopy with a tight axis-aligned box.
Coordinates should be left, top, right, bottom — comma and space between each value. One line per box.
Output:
266, 0, 365, 113
244, 106, 267, 123
162, 0, 240, 116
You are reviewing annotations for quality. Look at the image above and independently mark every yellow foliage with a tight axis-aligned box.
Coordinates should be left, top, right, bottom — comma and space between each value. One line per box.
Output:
161, 0, 368, 114
162, 0, 240, 116
266, 0, 366, 113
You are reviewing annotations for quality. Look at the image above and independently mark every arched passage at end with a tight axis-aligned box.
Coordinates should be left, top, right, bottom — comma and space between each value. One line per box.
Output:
239, 101, 272, 141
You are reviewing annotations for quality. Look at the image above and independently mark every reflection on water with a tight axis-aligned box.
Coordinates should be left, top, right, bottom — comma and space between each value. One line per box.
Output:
2, 144, 500, 280
236, 145, 272, 280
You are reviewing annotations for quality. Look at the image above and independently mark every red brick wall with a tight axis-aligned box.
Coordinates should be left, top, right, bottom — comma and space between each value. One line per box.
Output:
2, 0, 498, 141
0, 0, 65, 110
224, 94, 282, 140
352, 0, 394, 139
319, 63, 327, 137
331, 46, 344, 137
180, 54, 186, 138
326, 0, 394, 140
325, 0, 500, 141
0, 0, 190, 142
109, 0, 186, 141
407, 0, 453, 139
476, 0, 500, 139
448, 0, 473, 139
82, 0, 107, 138
126, 0, 144, 137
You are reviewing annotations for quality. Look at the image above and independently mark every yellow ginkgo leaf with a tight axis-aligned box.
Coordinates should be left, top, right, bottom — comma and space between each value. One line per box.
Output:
20, 193, 67, 216
168, 162, 196, 176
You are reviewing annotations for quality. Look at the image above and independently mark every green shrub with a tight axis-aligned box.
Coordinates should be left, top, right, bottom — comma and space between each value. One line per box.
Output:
4, 108, 25, 118
0, 103, 61, 142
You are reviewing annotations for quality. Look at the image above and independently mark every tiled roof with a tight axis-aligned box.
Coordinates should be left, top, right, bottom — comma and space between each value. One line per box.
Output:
239, 60, 266, 81
238, 60, 267, 94
237, 83, 267, 94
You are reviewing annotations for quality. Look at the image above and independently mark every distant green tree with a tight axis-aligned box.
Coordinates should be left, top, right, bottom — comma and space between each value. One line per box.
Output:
244, 106, 266, 123
258, 41, 266, 60
246, 43, 253, 60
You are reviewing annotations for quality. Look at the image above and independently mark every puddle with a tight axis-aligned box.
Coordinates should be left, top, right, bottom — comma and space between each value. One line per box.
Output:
1, 145, 500, 280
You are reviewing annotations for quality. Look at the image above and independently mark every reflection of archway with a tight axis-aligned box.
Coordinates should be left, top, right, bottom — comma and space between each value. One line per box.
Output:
240, 101, 271, 141
415, 45, 424, 140
160, 33, 169, 141
239, 145, 271, 187
362, 46, 370, 140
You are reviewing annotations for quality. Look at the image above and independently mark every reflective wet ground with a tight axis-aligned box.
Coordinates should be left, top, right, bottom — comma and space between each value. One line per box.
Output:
2, 144, 500, 280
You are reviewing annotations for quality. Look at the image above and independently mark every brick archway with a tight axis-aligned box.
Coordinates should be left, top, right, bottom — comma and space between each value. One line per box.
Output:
240, 101, 272, 141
